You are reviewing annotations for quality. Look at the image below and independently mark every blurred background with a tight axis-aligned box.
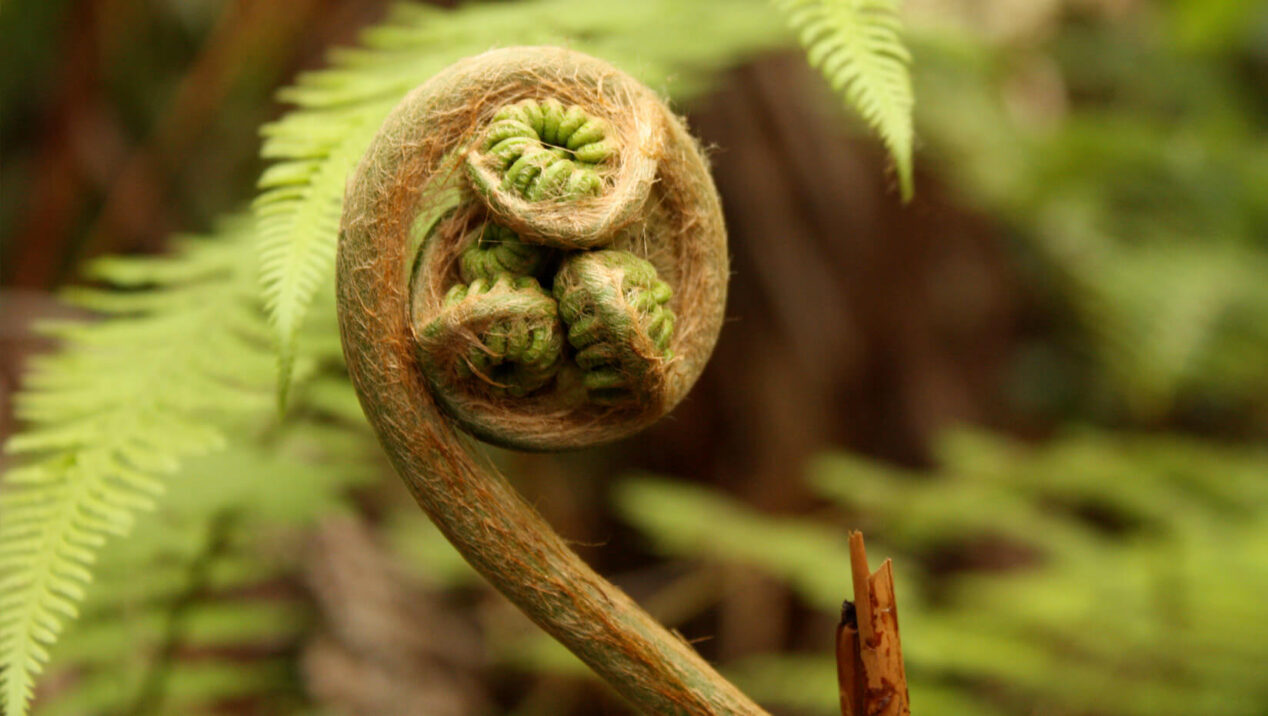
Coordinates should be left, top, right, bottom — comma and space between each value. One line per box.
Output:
2, 1, 1268, 715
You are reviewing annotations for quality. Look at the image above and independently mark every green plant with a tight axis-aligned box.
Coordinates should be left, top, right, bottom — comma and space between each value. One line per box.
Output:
336, 45, 759, 713
6, 2, 1268, 714
0, 1, 917, 713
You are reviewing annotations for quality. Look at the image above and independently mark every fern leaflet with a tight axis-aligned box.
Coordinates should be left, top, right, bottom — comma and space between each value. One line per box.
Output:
31, 418, 375, 716
256, 103, 395, 406
772, 0, 916, 199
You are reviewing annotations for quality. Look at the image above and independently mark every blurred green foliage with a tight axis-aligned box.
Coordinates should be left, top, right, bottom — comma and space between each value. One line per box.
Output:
27, 386, 377, 716
615, 428, 1268, 715
912, 0, 1268, 422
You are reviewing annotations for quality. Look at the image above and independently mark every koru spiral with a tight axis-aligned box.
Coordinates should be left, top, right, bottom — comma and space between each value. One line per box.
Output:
337, 48, 760, 714
342, 46, 727, 451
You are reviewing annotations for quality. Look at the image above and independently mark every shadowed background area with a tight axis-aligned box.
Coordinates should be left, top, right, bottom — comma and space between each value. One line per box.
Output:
3, 1, 1268, 715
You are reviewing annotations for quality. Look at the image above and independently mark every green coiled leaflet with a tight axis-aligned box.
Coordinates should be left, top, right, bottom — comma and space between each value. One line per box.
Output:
458, 222, 553, 282
420, 274, 565, 398
554, 250, 674, 405
477, 99, 614, 201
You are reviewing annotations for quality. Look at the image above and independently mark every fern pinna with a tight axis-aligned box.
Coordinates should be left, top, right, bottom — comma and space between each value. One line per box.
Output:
0, 1, 916, 713
772, 0, 915, 199
29, 420, 375, 716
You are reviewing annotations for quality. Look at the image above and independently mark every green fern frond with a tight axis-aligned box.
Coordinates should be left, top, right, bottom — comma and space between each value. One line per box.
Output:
772, 0, 915, 199
0, 222, 273, 716
255, 0, 790, 403
24, 414, 374, 715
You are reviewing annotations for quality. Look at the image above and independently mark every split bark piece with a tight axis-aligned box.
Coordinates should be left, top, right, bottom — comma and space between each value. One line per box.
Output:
836, 531, 911, 716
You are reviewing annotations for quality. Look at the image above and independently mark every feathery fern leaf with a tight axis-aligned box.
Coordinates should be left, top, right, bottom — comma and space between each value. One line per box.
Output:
772, 0, 915, 199
255, 0, 789, 403
0, 222, 273, 716
31, 418, 375, 716
256, 103, 396, 406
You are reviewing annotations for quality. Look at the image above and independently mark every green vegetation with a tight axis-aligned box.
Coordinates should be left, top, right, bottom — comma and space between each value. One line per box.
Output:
618, 430, 1268, 714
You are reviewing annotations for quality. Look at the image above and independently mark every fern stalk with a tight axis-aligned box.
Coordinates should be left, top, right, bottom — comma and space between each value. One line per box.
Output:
337, 46, 765, 714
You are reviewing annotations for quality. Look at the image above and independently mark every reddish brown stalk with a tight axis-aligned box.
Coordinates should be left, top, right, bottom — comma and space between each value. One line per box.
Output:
837, 532, 911, 716
337, 47, 764, 715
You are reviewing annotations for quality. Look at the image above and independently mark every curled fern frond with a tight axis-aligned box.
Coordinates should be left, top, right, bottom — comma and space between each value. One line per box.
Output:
457, 222, 553, 283
419, 275, 566, 401
472, 98, 614, 201
254, 0, 788, 405
553, 250, 676, 406
337, 46, 756, 712
0, 222, 272, 716
772, 0, 916, 199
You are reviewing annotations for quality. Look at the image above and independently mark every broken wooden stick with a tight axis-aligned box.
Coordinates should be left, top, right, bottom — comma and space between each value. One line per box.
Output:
836, 531, 911, 716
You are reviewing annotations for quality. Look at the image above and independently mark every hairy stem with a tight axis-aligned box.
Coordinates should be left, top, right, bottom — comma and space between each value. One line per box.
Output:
337, 231, 765, 715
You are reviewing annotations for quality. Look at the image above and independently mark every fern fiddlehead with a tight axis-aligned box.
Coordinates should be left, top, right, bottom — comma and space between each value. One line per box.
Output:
337, 47, 762, 714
